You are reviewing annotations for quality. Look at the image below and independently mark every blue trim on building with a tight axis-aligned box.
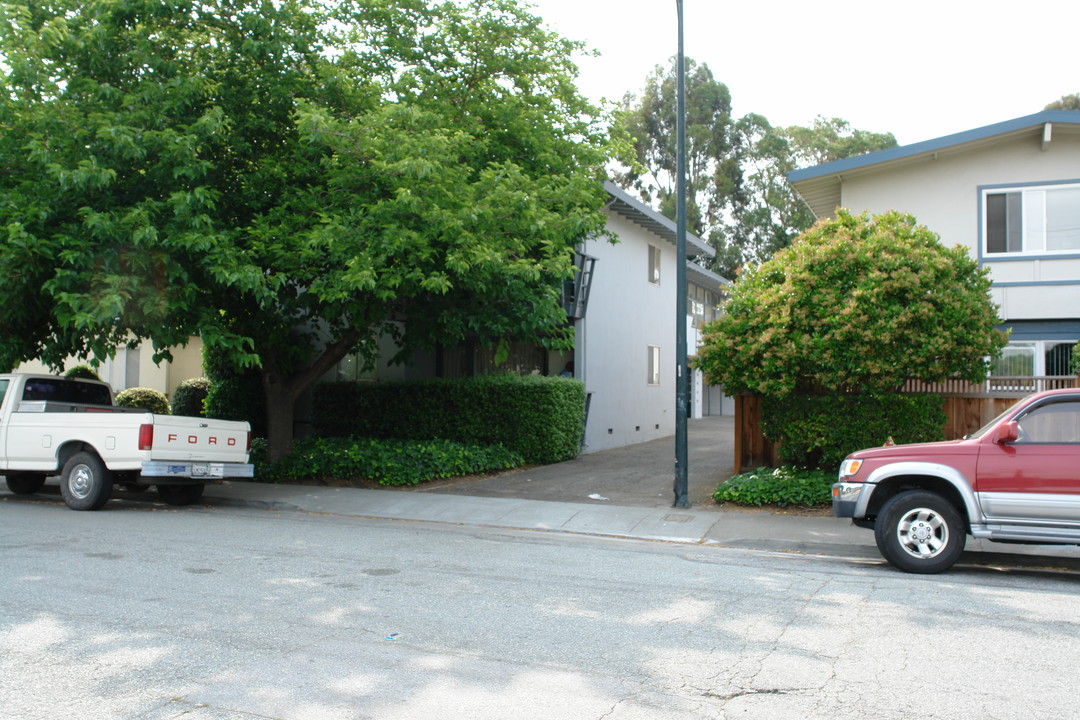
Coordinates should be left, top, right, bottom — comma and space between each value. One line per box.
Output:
991, 280, 1080, 287
999, 319, 1080, 341
788, 110, 1080, 183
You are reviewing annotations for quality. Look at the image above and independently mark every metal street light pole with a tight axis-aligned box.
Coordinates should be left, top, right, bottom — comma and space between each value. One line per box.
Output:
673, 0, 689, 508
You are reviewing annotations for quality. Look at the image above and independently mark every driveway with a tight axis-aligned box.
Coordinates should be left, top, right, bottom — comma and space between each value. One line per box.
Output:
411, 415, 737, 510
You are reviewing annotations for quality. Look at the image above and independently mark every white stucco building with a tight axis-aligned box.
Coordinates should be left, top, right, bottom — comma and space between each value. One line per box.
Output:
571, 181, 729, 452
788, 110, 1080, 376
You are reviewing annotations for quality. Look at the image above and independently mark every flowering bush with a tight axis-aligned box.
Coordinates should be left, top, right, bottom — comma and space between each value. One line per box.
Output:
695, 209, 1007, 395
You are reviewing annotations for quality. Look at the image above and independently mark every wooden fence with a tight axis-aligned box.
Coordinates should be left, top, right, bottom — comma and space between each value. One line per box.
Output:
734, 375, 1080, 473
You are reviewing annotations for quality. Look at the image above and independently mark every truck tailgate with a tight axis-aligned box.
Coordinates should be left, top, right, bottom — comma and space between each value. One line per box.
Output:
148, 416, 250, 462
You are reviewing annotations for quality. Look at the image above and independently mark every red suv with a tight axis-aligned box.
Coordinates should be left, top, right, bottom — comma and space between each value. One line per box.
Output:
834, 388, 1080, 573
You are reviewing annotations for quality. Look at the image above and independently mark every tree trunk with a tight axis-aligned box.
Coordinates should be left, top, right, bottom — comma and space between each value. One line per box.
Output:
263, 376, 298, 463
259, 327, 366, 464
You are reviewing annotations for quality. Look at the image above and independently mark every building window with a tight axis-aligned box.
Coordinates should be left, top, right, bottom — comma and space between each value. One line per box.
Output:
688, 283, 721, 328
991, 340, 1076, 376
647, 345, 660, 385
648, 245, 661, 284
985, 183, 1080, 255
336, 354, 376, 382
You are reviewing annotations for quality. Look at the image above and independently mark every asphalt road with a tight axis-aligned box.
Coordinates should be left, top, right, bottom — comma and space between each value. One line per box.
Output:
4, 497, 1080, 719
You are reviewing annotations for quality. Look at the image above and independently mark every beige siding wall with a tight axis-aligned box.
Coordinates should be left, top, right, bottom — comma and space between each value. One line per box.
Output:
838, 131, 1080, 321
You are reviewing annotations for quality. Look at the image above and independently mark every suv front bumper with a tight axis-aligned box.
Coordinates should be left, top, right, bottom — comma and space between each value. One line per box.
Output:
832, 482, 872, 518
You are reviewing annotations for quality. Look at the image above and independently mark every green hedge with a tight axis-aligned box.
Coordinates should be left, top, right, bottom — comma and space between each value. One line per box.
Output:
312, 375, 586, 465
253, 436, 523, 486
762, 392, 945, 469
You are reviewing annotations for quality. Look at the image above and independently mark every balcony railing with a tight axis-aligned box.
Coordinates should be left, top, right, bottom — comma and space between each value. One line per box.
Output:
901, 375, 1079, 397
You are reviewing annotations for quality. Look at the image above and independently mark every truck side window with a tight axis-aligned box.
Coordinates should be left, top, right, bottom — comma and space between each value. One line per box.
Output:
1016, 401, 1080, 443
0, 379, 8, 411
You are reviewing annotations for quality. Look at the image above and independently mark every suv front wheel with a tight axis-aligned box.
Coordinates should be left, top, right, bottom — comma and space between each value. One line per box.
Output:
874, 490, 965, 574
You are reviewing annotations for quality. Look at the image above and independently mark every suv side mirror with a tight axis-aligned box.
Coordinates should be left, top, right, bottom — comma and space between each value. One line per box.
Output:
996, 421, 1019, 444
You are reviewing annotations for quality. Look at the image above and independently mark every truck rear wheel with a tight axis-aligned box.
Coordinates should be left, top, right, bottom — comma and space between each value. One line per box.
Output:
5, 474, 46, 495
60, 452, 113, 511
874, 490, 965, 574
157, 483, 205, 506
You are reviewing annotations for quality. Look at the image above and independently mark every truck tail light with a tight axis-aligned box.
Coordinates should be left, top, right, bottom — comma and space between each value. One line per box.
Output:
139, 424, 154, 451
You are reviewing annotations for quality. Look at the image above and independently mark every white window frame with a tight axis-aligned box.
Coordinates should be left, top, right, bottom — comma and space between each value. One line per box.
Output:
983, 181, 1080, 257
991, 340, 1078, 377
647, 345, 660, 385
648, 245, 661, 285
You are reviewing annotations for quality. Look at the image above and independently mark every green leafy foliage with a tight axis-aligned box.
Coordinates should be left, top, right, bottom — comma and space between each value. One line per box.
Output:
313, 375, 586, 465
63, 365, 101, 381
696, 209, 1008, 396
713, 466, 834, 507
253, 436, 523, 487
762, 393, 945, 469
202, 344, 266, 434
171, 377, 210, 418
114, 387, 171, 414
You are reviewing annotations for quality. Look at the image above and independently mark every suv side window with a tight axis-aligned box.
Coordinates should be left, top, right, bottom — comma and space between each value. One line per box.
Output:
1016, 400, 1080, 443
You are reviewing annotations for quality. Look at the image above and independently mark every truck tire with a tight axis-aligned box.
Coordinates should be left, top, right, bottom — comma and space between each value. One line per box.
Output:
157, 483, 205, 506
5, 474, 46, 495
874, 490, 965, 574
60, 452, 114, 511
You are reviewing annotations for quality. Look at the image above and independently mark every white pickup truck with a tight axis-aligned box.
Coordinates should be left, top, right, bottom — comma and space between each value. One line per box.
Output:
0, 373, 253, 510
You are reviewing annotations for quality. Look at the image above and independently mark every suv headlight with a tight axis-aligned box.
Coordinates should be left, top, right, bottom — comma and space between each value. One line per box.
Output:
839, 458, 863, 478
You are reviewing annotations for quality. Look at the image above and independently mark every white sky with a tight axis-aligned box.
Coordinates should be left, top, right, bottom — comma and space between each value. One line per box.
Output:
527, 0, 1079, 146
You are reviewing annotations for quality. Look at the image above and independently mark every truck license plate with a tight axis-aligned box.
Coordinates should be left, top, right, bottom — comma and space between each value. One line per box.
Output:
192, 463, 223, 478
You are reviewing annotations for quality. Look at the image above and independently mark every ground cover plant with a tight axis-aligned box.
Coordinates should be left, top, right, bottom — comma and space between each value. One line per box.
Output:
713, 465, 834, 508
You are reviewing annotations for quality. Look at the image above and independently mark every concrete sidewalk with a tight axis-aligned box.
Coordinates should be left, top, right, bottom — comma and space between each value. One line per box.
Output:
203, 479, 877, 557
198, 414, 1080, 570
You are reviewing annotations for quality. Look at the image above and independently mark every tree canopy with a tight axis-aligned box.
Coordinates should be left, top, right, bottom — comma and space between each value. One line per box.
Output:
694, 210, 1008, 396
613, 59, 897, 277
0, 0, 615, 459
613, 56, 743, 241
1045, 93, 1080, 110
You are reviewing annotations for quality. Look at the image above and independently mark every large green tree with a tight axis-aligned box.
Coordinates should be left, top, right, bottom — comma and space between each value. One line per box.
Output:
612, 58, 898, 278
0, 0, 614, 460
695, 209, 1007, 396
613, 56, 744, 244
722, 115, 897, 277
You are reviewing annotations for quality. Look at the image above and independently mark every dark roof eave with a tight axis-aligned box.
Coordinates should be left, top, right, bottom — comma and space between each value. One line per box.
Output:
603, 180, 714, 258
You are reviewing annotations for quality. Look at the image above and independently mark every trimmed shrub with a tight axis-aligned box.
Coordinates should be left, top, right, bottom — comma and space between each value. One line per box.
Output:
312, 375, 586, 465
713, 466, 834, 507
253, 436, 524, 486
64, 365, 101, 380
115, 387, 171, 414
172, 377, 210, 417
761, 392, 945, 469
202, 344, 267, 434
